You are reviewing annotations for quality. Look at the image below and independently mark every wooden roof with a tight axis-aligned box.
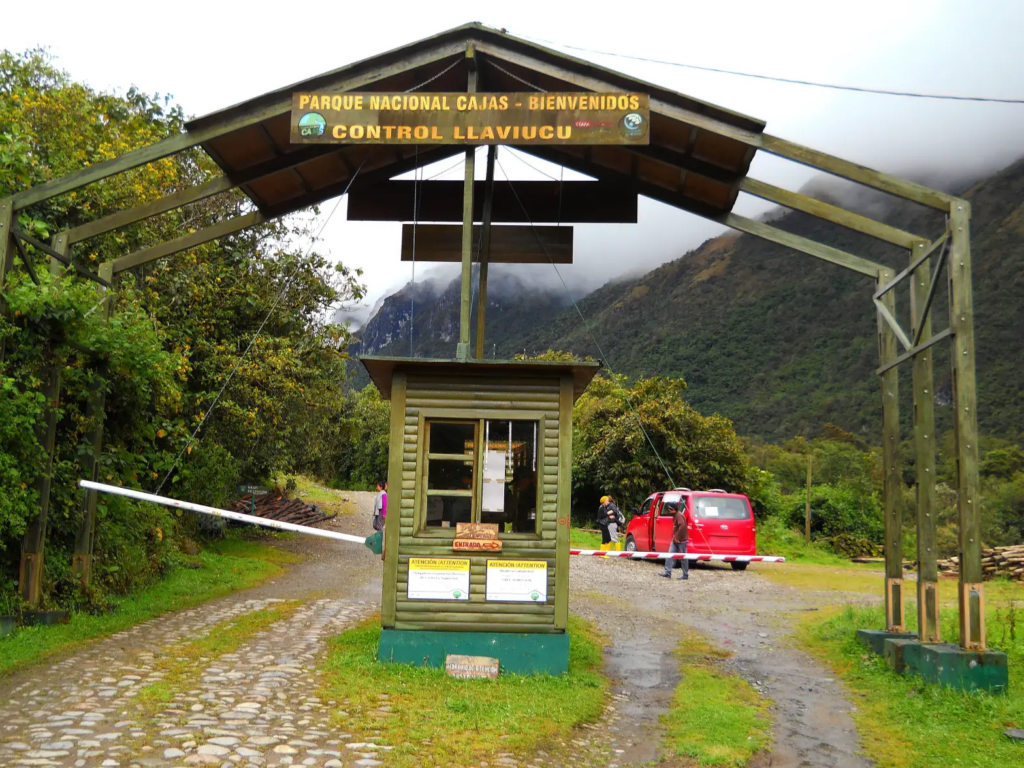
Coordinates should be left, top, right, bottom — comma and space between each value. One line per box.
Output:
359, 356, 602, 402
184, 23, 766, 222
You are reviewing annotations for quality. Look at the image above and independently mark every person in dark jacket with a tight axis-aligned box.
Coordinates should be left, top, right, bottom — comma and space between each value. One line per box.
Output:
596, 495, 614, 551
605, 498, 624, 551
660, 499, 690, 580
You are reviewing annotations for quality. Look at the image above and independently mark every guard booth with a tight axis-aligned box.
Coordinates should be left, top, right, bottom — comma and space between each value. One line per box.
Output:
361, 356, 599, 675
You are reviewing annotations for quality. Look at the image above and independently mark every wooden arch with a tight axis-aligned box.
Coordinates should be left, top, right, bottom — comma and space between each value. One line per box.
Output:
0, 23, 983, 650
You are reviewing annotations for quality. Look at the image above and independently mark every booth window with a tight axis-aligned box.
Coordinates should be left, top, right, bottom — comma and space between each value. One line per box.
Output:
481, 419, 539, 534
420, 418, 540, 533
423, 421, 476, 528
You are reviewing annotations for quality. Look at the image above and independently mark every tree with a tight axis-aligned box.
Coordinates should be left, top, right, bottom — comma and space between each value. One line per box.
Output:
0, 48, 363, 606
571, 374, 751, 521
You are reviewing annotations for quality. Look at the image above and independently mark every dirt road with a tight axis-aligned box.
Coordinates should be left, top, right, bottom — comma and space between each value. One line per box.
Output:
569, 556, 876, 768
1, 502, 876, 768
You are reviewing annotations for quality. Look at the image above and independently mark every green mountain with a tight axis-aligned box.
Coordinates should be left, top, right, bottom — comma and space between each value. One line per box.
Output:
353, 157, 1024, 443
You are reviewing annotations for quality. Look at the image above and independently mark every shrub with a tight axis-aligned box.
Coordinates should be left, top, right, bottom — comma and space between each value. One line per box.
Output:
786, 483, 884, 543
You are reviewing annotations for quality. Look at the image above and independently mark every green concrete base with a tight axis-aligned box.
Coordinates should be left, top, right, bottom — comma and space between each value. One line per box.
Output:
883, 639, 1008, 693
364, 530, 383, 555
856, 628, 917, 656
378, 629, 570, 675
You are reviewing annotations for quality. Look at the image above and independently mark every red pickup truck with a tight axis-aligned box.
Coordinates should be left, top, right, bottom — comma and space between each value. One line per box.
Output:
623, 488, 757, 571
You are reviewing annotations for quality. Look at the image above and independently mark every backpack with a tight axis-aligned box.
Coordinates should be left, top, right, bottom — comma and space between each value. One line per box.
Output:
611, 504, 625, 527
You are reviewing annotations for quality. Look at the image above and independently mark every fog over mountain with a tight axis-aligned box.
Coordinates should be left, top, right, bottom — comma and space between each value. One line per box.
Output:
341, 151, 1013, 334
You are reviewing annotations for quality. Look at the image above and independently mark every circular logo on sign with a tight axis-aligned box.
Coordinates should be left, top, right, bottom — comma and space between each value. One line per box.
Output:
530, 591, 540, 601
619, 112, 648, 139
298, 112, 327, 137
452, 590, 462, 599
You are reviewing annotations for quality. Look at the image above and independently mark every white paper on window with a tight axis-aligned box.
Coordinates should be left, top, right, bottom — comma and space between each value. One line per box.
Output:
704, 506, 719, 517
482, 451, 507, 512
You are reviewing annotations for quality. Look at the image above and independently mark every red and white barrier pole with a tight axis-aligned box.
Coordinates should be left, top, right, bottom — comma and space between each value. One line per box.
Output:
570, 549, 785, 563
79, 480, 367, 545
80, 481, 784, 563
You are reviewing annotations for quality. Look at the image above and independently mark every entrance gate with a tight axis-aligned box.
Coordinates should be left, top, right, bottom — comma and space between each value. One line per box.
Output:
0, 23, 998, 673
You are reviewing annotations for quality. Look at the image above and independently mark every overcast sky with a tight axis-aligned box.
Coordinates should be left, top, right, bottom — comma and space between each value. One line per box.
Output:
4, 0, 1024, 324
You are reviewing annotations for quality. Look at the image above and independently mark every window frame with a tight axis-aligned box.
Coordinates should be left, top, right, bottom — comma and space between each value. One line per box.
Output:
414, 408, 548, 539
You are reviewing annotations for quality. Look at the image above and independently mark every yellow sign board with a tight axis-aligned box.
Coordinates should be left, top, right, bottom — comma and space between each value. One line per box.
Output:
290, 92, 650, 145
407, 557, 471, 601
485, 560, 548, 602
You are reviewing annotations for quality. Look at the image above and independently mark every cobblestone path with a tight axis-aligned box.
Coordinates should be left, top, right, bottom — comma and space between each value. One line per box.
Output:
0, 491, 386, 768
0, 597, 381, 768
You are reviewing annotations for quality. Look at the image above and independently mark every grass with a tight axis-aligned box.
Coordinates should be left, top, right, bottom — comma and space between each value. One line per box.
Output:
754, 516, 857, 565
274, 474, 358, 514
0, 535, 302, 678
134, 600, 300, 714
660, 629, 772, 767
751, 560, 884, 594
798, 600, 1024, 768
318, 614, 609, 767
570, 526, 605, 549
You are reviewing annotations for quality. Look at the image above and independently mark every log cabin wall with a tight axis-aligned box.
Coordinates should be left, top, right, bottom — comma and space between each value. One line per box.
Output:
380, 366, 574, 634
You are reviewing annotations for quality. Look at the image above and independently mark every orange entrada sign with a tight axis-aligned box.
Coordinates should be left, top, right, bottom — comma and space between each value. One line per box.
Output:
290, 92, 650, 145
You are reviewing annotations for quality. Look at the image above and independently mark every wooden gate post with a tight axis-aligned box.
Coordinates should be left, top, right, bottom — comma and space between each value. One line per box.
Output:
877, 268, 905, 632
18, 234, 69, 606
456, 45, 477, 361
909, 240, 941, 643
948, 201, 985, 650
72, 261, 114, 587
474, 145, 497, 359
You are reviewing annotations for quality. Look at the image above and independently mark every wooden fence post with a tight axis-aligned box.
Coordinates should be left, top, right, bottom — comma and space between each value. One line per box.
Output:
909, 240, 941, 643
877, 268, 904, 632
804, 454, 812, 545
948, 202, 985, 650
72, 261, 114, 587
18, 234, 69, 606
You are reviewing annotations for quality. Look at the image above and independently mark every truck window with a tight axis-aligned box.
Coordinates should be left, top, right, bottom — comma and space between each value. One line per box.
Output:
694, 496, 751, 520
638, 498, 653, 516
659, 492, 683, 515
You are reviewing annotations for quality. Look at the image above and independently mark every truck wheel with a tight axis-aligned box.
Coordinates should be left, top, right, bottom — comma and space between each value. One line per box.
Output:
624, 536, 637, 552
730, 561, 748, 571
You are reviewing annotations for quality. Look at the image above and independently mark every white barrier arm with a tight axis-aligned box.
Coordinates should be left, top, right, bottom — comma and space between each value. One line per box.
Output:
570, 548, 785, 562
79, 480, 367, 545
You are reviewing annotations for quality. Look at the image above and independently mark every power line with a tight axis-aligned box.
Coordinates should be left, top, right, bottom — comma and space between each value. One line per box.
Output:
506, 148, 561, 181
156, 156, 368, 495
520, 34, 1024, 105
494, 155, 678, 489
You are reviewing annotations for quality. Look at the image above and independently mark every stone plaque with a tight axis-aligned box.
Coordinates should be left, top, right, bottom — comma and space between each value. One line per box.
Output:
445, 654, 500, 680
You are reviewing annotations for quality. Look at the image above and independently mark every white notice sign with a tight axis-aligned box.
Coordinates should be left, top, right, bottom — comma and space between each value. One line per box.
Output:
407, 558, 470, 600
486, 560, 548, 602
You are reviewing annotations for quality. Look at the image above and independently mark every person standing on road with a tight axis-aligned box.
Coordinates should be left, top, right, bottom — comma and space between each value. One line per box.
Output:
596, 495, 613, 551
605, 497, 624, 551
372, 480, 388, 532
660, 499, 690, 580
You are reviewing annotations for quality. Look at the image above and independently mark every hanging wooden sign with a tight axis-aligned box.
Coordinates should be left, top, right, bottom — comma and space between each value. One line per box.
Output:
290, 92, 650, 145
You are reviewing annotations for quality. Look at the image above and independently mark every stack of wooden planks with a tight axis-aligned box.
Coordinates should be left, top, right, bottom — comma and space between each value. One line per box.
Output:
937, 544, 1024, 581
233, 493, 337, 528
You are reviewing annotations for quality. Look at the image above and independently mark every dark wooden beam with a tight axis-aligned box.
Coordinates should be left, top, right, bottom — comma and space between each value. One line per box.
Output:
11, 42, 466, 211
347, 180, 638, 224
64, 144, 345, 244
401, 224, 572, 264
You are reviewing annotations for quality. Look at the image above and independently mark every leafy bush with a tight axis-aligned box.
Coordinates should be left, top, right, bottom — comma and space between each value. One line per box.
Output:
572, 374, 751, 522
786, 484, 883, 543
